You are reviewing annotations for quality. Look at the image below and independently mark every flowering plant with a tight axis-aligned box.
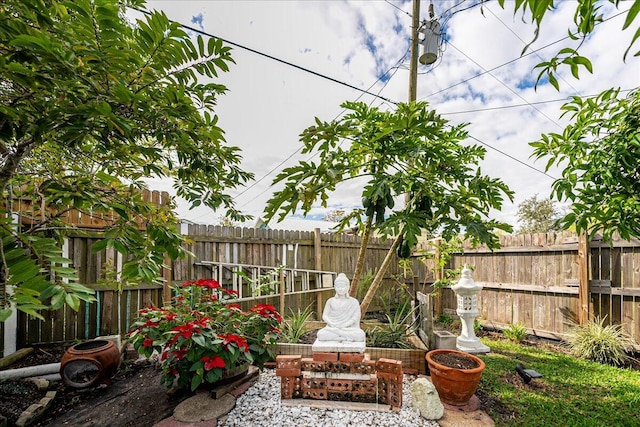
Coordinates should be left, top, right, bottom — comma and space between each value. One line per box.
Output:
127, 279, 282, 391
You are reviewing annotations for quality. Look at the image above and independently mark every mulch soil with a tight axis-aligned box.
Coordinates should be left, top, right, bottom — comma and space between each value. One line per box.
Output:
0, 345, 190, 427
2, 335, 638, 426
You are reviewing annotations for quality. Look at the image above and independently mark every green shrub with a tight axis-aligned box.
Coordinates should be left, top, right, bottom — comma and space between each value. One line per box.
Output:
366, 301, 416, 349
567, 316, 634, 366
281, 305, 313, 343
503, 322, 528, 343
436, 313, 454, 326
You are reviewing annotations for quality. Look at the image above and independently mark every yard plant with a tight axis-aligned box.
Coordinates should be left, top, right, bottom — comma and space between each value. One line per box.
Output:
566, 316, 635, 366
503, 322, 528, 344
127, 279, 282, 391
478, 337, 640, 427
0, 0, 250, 320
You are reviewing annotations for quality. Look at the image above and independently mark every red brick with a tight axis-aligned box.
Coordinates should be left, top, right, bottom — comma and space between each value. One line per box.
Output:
275, 368, 301, 377
302, 388, 328, 400
301, 358, 326, 372
339, 352, 365, 362
376, 371, 403, 382
276, 355, 301, 369
352, 378, 377, 393
352, 390, 377, 403
326, 361, 351, 373
375, 358, 402, 375
280, 376, 301, 400
351, 360, 376, 375
326, 379, 353, 391
302, 378, 327, 389
312, 352, 338, 362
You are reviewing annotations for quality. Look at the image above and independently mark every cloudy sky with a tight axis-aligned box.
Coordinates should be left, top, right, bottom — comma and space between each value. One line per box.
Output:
138, 0, 639, 231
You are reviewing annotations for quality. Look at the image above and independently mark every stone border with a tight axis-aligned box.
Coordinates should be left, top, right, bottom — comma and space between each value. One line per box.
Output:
15, 391, 57, 427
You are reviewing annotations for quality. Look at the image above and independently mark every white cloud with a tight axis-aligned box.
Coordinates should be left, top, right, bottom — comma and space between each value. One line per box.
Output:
140, 0, 639, 231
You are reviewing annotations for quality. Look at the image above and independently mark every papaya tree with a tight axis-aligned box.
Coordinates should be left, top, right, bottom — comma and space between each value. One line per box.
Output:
496, 1, 640, 241
263, 101, 513, 315
0, 0, 251, 320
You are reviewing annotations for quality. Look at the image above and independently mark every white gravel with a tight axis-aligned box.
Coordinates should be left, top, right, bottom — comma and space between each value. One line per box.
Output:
218, 369, 439, 427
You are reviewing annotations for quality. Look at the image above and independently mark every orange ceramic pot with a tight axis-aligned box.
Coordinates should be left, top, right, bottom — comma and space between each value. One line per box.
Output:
60, 339, 121, 388
426, 349, 485, 406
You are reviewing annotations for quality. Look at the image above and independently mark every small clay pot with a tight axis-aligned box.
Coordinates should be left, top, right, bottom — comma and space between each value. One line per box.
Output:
426, 349, 485, 406
60, 339, 121, 388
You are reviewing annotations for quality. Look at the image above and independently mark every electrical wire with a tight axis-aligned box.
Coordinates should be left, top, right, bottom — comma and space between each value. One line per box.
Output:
383, 0, 412, 19
467, 135, 556, 180
484, 5, 581, 94
234, 53, 410, 212
423, 9, 628, 100
447, 41, 564, 129
128, 5, 397, 105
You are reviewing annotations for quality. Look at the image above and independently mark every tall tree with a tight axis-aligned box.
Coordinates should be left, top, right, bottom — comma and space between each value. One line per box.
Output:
498, 1, 640, 240
516, 194, 562, 233
0, 0, 251, 320
263, 101, 513, 315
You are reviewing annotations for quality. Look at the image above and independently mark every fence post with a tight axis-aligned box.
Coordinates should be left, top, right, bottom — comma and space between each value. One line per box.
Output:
434, 238, 443, 317
279, 269, 286, 317
162, 254, 172, 306
577, 231, 590, 324
314, 228, 323, 318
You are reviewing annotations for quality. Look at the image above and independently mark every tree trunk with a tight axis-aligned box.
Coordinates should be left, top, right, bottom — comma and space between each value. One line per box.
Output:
359, 229, 403, 317
349, 215, 373, 298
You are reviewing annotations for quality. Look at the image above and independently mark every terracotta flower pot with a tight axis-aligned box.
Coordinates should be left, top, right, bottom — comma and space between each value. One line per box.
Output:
60, 339, 121, 388
426, 349, 485, 406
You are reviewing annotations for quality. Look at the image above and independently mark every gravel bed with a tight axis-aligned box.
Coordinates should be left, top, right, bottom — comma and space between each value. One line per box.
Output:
218, 369, 439, 427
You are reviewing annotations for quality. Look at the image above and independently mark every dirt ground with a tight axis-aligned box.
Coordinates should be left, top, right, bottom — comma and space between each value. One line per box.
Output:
1, 346, 190, 427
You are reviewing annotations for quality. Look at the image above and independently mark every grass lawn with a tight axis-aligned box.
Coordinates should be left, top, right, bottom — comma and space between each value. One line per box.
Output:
476, 338, 640, 427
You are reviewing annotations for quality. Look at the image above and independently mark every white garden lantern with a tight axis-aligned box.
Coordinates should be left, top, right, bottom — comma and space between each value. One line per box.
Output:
451, 265, 490, 353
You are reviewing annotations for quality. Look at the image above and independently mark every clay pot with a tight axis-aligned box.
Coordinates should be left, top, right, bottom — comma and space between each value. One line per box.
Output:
60, 339, 121, 388
425, 349, 485, 406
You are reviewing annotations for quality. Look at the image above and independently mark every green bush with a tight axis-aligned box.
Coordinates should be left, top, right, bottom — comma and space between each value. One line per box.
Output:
281, 305, 314, 343
567, 316, 634, 366
436, 313, 454, 326
503, 322, 528, 343
366, 301, 416, 349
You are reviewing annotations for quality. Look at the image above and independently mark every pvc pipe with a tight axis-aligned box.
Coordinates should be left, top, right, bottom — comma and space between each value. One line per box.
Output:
0, 363, 61, 380
27, 373, 61, 382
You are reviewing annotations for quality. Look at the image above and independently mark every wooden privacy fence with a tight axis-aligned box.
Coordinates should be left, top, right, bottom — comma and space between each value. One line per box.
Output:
15, 224, 418, 350
433, 232, 640, 346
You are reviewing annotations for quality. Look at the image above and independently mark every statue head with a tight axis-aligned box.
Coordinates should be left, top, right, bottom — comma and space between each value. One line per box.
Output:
334, 273, 350, 296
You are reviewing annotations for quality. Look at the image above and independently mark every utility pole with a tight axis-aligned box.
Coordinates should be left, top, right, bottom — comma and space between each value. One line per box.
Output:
408, 0, 421, 103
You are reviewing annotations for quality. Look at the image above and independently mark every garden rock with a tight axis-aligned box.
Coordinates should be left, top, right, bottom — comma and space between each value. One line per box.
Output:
173, 393, 236, 423
411, 377, 444, 420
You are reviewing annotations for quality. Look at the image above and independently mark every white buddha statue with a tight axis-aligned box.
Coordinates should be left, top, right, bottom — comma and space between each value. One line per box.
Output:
316, 273, 365, 343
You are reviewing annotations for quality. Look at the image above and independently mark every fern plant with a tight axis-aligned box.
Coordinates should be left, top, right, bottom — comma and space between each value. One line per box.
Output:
567, 316, 634, 366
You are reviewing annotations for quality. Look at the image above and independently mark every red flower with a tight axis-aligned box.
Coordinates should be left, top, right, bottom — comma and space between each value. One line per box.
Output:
225, 303, 241, 310
221, 288, 239, 296
220, 333, 249, 352
196, 278, 222, 289
201, 355, 226, 370
250, 304, 283, 323
143, 338, 154, 348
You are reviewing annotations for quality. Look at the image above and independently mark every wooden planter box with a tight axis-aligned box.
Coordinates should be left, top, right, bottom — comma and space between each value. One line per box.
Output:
276, 342, 428, 375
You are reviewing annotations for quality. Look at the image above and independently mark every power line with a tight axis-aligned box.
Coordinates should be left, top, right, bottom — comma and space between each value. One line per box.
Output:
422, 9, 628, 100
467, 135, 556, 180
439, 88, 635, 115
384, 0, 412, 18
447, 41, 564, 129
128, 5, 397, 106
484, 5, 581, 94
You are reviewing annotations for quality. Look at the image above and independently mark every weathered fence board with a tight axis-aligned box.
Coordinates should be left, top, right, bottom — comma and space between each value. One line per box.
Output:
8, 228, 640, 353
